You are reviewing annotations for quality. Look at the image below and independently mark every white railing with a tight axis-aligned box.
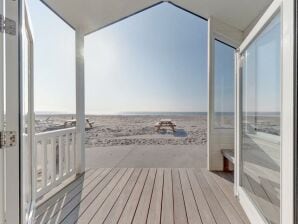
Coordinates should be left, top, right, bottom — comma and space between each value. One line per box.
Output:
35, 127, 76, 198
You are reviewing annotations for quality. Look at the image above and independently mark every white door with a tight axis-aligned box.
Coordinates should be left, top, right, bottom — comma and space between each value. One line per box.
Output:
21, 3, 35, 224
0, 0, 35, 224
236, 2, 282, 224
0, 0, 20, 223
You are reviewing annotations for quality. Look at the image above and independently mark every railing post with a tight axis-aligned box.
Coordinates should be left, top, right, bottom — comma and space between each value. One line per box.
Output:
75, 30, 85, 174
58, 136, 63, 178
42, 141, 48, 187
51, 137, 56, 183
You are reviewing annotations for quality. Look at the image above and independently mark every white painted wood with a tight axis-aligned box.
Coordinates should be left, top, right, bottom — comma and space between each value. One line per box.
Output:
41, 0, 273, 35
4, 0, 21, 223
58, 135, 63, 178
281, 0, 295, 223
24, 3, 36, 222
239, 0, 282, 52
35, 128, 76, 199
42, 141, 48, 187
207, 18, 214, 171
212, 18, 243, 47
235, 51, 241, 197
0, 0, 4, 222
66, 133, 70, 172
51, 137, 56, 183
75, 31, 85, 174
236, 1, 288, 223
207, 17, 242, 171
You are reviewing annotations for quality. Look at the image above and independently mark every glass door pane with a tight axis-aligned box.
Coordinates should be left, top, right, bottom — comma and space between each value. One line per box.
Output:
214, 40, 235, 129
22, 26, 32, 222
241, 13, 281, 224
21, 7, 35, 223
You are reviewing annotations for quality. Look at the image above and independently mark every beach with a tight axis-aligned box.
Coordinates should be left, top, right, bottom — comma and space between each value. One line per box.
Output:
35, 114, 207, 148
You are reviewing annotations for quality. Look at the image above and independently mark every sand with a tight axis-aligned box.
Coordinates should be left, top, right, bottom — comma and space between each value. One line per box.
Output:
85, 115, 207, 148
35, 114, 207, 147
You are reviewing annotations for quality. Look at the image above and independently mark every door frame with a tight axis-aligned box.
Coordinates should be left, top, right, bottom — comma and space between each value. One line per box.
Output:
21, 1, 35, 223
207, 16, 242, 172
237, 1, 281, 223
236, 0, 296, 223
3, 0, 22, 223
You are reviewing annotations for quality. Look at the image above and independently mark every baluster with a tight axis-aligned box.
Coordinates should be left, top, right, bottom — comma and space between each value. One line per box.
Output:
58, 136, 63, 178
72, 132, 76, 171
66, 133, 70, 173
42, 140, 48, 187
51, 137, 56, 184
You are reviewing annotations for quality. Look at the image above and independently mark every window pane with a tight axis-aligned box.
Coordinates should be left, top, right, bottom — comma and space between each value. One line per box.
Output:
241, 13, 281, 224
214, 40, 235, 129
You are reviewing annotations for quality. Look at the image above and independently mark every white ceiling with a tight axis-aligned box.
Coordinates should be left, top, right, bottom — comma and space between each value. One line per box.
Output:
41, 0, 273, 35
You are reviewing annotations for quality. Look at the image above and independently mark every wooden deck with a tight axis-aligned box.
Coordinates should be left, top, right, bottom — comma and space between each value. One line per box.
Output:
34, 168, 250, 224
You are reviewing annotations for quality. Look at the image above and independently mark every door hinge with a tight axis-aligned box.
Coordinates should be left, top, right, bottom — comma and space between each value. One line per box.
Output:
0, 14, 16, 36
0, 131, 17, 148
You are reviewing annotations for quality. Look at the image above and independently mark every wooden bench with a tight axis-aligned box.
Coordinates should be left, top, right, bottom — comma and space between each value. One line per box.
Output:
221, 149, 235, 172
155, 119, 176, 132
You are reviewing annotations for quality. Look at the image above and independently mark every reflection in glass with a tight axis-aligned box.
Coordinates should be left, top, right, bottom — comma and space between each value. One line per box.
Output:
22, 27, 33, 222
214, 40, 235, 129
241, 14, 281, 224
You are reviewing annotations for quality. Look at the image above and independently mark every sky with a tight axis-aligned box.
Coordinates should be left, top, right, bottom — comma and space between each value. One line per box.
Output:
28, 0, 76, 114
26, 0, 280, 115
85, 3, 208, 114
29, 0, 207, 114
27, 1, 209, 114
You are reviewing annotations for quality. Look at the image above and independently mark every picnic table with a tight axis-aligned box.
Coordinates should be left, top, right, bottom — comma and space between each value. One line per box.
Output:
64, 118, 94, 128
155, 119, 176, 132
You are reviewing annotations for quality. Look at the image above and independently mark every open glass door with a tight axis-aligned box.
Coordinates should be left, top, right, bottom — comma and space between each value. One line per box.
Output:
21, 3, 35, 224
237, 6, 281, 224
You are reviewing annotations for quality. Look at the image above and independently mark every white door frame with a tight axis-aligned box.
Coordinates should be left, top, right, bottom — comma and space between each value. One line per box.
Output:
3, 0, 21, 223
0, 0, 5, 222
236, 0, 296, 223
21, 2, 35, 223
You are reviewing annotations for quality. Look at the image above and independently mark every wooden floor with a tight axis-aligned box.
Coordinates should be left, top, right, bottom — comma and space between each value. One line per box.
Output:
35, 168, 250, 224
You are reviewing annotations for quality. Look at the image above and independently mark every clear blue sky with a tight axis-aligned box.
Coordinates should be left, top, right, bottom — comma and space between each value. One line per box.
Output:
28, 1, 210, 114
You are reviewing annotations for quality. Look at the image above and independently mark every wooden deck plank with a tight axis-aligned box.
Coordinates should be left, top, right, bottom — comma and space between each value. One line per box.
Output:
187, 169, 216, 224
194, 170, 230, 224
46, 168, 118, 224
35, 169, 96, 218
161, 169, 174, 224
147, 169, 164, 224
202, 169, 245, 224
103, 169, 142, 224
132, 168, 157, 224
172, 169, 188, 224
179, 169, 202, 224
37, 168, 112, 224
118, 169, 149, 224
35, 169, 104, 223
35, 168, 250, 224
89, 168, 134, 224
68, 168, 128, 224
211, 172, 250, 224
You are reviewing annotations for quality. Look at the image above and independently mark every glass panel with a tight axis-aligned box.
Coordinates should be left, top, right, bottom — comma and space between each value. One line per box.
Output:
241, 13, 281, 224
21, 27, 33, 222
214, 40, 235, 129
